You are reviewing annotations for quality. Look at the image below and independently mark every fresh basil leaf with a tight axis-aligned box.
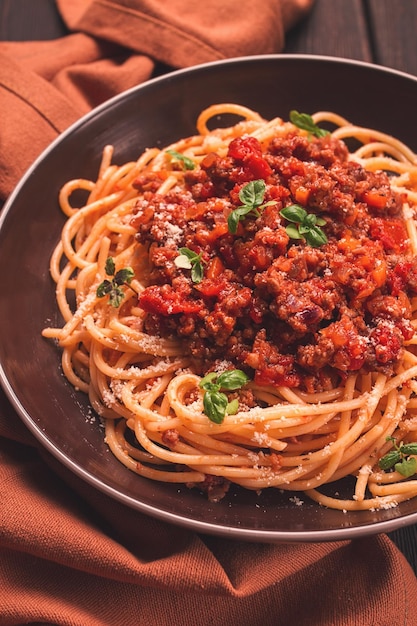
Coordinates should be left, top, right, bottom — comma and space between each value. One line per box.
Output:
298, 224, 311, 235
217, 369, 249, 391
174, 254, 193, 270
281, 204, 327, 248
280, 205, 307, 224
239, 179, 266, 206
400, 443, 417, 456
178, 247, 199, 261
315, 216, 327, 226
285, 224, 303, 240
379, 450, 401, 470
191, 262, 204, 284
96, 259, 136, 307
227, 210, 241, 234
228, 205, 254, 232
96, 280, 113, 298
105, 257, 116, 276
166, 149, 195, 170
304, 213, 318, 227
261, 200, 279, 210
203, 390, 228, 424
114, 267, 134, 285
200, 369, 251, 422
289, 110, 329, 138
201, 382, 220, 393
236, 205, 254, 219
199, 372, 218, 389
176, 248, 204, 283
108, 287, 124, 308
228, 180, 278, 234
304, 226, 328, 247
395, 457, 417, 478
253, 180, 268, 205
226, 398, 239, 415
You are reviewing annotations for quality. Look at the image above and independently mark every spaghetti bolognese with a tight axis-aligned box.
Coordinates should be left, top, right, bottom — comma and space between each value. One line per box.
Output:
42, 103, 417, 511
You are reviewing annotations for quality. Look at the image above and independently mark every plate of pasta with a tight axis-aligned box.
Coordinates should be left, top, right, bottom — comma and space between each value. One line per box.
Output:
2, 54, 417, 541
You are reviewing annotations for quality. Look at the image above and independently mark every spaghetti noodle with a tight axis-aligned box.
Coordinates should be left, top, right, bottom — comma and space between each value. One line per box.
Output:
43, 103, 417, 511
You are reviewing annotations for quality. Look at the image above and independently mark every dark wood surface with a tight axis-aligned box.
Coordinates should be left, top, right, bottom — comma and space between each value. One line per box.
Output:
286, 0, 417, 76
0, 0, 416, 75
1, 0, 417, 570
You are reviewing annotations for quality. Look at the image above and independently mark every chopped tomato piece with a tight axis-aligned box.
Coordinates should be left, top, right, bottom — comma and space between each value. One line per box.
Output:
370, 218, 409, 253
195, 223, 230, 247
227, 136, 272, 180
206, 256, 225, 280
371, 258, 387, 287
337, 230, 360, 252
362, 190, 388, 209
195, 277, 227, 298
139, 285, 203, 316
294, 186, 310, 205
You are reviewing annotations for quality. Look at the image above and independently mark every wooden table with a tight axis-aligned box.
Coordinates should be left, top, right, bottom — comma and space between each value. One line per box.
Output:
1, 0, 417, 571
286, 0, 417, 76
0, 0, 416, 76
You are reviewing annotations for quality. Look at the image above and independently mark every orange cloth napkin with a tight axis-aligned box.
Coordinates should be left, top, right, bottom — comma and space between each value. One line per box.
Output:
0, 0, 311, 200
1, 2, 417, 625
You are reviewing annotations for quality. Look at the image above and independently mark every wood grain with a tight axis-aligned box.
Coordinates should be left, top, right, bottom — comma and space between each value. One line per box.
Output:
284, 0, 372, 61
366, 0, 417, 75
0, 0, 67, 41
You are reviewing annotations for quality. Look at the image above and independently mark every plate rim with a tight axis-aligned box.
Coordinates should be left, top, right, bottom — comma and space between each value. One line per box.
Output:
2, 53, 417, 541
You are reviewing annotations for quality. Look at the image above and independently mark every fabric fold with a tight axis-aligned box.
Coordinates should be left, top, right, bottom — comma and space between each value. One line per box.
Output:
1, 438, 417, 626
56, 0, 285, 67
0, 0, 313, 201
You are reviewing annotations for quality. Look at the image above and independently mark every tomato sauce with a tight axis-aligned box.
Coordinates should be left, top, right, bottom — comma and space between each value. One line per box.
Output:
132, 133, 416, 392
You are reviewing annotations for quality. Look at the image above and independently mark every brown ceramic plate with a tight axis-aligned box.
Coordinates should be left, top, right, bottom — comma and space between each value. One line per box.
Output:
2, 55, 417, 542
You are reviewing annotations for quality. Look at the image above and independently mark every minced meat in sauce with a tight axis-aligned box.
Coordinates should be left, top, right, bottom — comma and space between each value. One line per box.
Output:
131, 132, 416, 393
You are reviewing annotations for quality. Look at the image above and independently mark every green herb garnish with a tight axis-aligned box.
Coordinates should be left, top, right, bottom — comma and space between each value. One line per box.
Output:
166, 149, 195, 170
174, 247, 204, 283
96, 257, 135, 307
280, 204, 328, 247
289, 110, 329, 138
227, 179, 277, 234
199, 369, 250, 424
379, 437, 417, 478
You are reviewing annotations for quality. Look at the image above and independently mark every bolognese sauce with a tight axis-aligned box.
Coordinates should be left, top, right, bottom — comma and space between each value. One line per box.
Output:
132, 131, 415, 393
42, 105, 417, 510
